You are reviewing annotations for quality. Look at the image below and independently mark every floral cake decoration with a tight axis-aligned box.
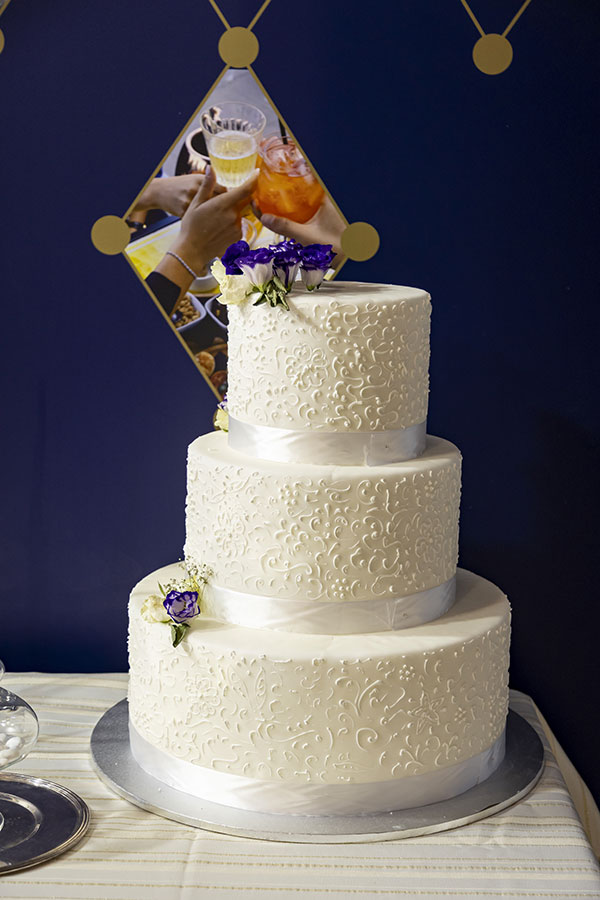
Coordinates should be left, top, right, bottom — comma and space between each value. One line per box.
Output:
140, 561, 212, 648
213, 395, 229, 433
211, 239, 335, 310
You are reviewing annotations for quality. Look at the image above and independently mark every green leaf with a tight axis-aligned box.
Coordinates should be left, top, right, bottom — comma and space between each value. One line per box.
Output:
157, 582, 166, 598
249, 277, 291, 313
270, 289, 288, 310
170, 622, 190, 648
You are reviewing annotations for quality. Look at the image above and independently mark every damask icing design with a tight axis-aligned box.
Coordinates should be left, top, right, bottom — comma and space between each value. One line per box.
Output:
406, 689, 446, 734
285, 344, 329, 391
128, 605, 510, 785
185, 437, 461, 603
226, 285, 431, 432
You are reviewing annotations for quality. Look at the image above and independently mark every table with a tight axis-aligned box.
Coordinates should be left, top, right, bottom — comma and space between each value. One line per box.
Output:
2, 674, 599, 899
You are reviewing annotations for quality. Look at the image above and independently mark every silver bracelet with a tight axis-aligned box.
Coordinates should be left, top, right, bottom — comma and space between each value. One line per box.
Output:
165, 250, 199, 280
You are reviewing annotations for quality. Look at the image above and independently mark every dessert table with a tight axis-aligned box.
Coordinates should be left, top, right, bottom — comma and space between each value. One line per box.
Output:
2, 673, 599, 899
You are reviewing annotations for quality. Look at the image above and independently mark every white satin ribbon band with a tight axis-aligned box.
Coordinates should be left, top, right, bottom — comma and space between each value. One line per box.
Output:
130, 723, 506, 816
203, 577, 456, 634
228, 416, 427, 466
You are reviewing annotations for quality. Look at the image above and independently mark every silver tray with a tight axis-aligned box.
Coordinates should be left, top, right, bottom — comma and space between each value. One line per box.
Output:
0, 773, 90, 873
91, 700, 543, 843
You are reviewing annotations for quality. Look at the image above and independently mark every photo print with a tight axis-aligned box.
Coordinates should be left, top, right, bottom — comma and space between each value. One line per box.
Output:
124, 68, 347, 400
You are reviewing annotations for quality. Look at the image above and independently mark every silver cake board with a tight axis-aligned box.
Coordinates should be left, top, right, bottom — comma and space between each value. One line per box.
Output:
90, 700, 544, 844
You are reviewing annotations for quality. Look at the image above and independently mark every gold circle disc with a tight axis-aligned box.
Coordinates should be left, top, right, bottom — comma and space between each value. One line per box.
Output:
341, 222, 380, 262
0, 30, 5, 54
91, 215, 130, 255
218, 27, 259, 68
472, 33, 513, 75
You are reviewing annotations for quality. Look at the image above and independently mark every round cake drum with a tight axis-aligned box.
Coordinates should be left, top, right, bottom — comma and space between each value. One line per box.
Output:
90, 700, 543, 843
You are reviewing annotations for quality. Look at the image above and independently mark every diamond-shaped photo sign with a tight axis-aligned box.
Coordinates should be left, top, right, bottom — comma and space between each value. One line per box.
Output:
122, 68, 348, 400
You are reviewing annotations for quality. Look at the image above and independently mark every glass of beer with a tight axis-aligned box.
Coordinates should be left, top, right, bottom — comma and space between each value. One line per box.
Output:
255, 135, 324, 224
201, 102, 266, 188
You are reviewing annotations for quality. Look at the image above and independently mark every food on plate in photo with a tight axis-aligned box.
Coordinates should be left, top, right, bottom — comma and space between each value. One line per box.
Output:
210, 370, 227, 395
197, 351, 216, 377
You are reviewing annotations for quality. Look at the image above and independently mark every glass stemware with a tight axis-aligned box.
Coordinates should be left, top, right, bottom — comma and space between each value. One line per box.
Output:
0, 660, 39, 834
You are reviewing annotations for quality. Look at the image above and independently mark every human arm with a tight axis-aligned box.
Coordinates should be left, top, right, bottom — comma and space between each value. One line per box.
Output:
147, 167, 258, 313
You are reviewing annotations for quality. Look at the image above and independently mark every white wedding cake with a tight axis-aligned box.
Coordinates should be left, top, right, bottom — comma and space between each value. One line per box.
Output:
128, 281, 510, 816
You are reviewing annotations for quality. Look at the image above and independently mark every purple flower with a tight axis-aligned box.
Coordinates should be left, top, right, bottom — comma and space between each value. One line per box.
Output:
300, 244, 334, 290
163, 590, 200, 623
236, 247, 275, 289
300, 244, 334, 270
221, 240, 250, 275
271, 239, 303, 263
271, 240, 303, 289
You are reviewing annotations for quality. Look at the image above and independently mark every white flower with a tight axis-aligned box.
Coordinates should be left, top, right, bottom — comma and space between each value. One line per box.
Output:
239, 259, 273, 289
300, 266, 327, 291
140, 594, 169, 624
210, 259, 252, 306
211, 258, 227, 286
275, 263, 300, 289
214, 407, 229, 432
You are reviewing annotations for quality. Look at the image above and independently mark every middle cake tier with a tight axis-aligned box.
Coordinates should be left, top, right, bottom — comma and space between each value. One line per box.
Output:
185, 431, 461, 632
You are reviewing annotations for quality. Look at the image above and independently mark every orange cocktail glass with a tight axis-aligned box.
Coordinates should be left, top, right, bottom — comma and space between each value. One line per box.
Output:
255, 135, 324, 225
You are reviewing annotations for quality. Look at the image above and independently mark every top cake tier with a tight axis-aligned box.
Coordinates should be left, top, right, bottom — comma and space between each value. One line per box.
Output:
226, 282, 431, 466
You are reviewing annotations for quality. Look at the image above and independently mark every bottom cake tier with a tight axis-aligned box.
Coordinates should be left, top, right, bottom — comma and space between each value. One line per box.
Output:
128, 567, 510, 816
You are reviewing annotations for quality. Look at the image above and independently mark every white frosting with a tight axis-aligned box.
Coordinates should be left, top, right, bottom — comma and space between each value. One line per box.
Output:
128, 567, 510, 793
226, 282, 431, 436
184, 431, 461, 607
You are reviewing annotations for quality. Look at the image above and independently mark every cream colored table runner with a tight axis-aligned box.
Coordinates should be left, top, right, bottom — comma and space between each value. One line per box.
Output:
2, 674, 599, 899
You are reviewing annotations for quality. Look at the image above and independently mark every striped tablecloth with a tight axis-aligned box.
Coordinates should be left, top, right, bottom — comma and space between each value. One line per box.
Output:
1, 674, 599, 899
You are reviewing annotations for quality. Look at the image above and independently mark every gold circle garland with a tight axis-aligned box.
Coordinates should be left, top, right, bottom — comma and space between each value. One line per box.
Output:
460, 0, 533, 74
218, 27, 259, 67
341, 223, 380, 262
472, 34, 513, 75
91, 216, 130, 255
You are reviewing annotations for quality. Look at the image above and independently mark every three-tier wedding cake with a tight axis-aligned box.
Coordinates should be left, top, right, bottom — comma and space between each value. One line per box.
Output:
128, 280, 511, 816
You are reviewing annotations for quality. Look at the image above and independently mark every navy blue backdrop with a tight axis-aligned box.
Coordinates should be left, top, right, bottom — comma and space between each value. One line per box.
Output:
1, 1, 599, 800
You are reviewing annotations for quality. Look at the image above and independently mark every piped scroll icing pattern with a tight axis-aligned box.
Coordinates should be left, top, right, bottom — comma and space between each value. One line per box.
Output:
128, 608, 510, 785
184, 435, 461, 603
227, 284, 431, 432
